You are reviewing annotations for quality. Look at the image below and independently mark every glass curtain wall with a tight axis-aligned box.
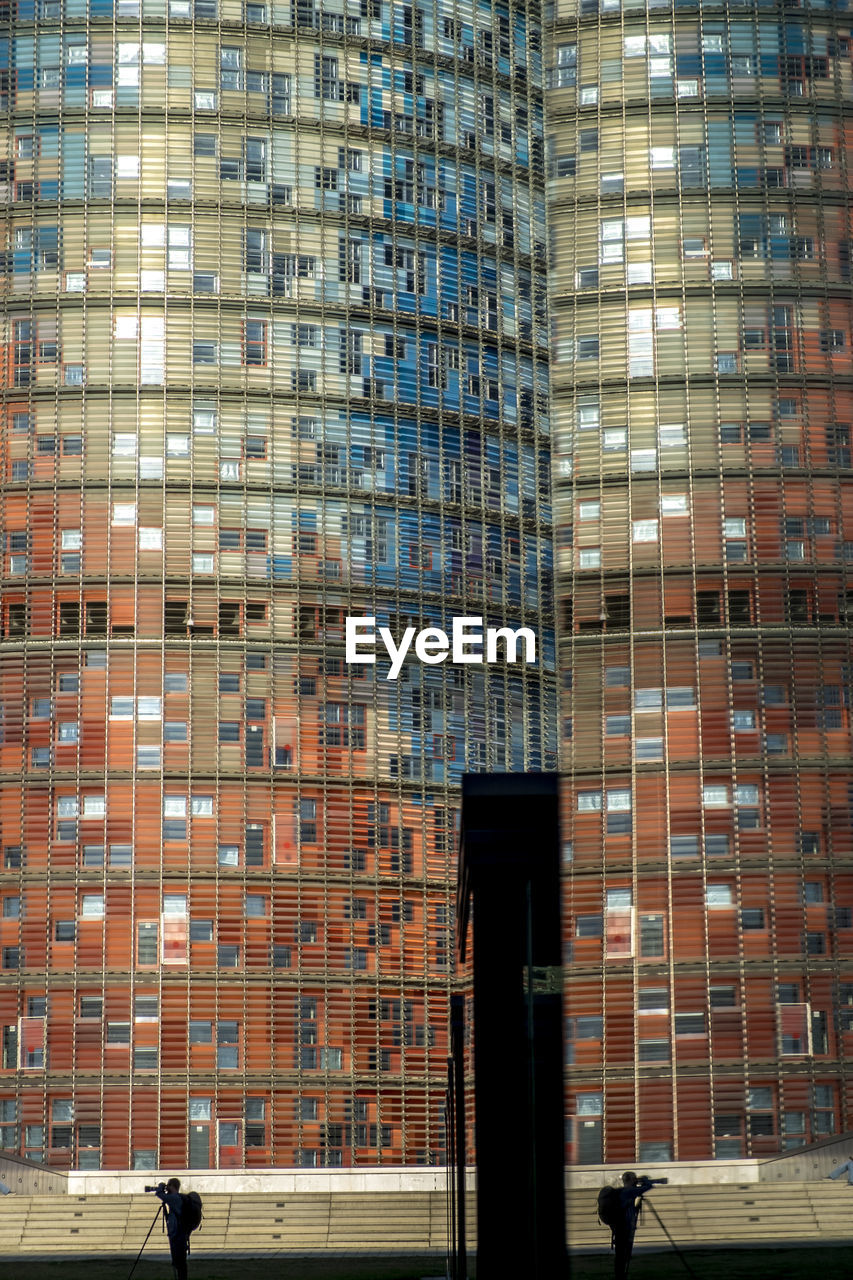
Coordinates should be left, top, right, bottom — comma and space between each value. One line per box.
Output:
0, 0, 555, 1168
549, 0, 853, 1162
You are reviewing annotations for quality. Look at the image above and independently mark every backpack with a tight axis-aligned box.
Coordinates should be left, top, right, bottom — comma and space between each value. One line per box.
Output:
180, 1191, 203, 1236
597, 1185, 621, 1231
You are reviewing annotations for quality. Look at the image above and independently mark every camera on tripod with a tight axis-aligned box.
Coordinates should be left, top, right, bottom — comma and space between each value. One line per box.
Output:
144, 1183, 166, 1193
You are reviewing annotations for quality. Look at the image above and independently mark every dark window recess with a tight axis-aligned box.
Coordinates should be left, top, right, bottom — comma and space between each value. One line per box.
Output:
787, 589, 811, 624
728, 590, 752, 625
219, 603, 242, 636
640, 915, 664, 957
59, 602, 81, 636
164, 601, 189, 636
7, 603, 28, 637
606, 595, 630, 628
697, 592, 721, 625
85, 602, 108, 635
812, 1010, 829, 1053
298, 606, 316, 638
246, 725, 266, 767
245, 827, 265, 866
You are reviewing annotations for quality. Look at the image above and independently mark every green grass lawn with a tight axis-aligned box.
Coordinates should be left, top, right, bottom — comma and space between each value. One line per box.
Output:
0, 1258, 445, 1280
3, 1249, 853, 1280
574, 1247, 853, 1278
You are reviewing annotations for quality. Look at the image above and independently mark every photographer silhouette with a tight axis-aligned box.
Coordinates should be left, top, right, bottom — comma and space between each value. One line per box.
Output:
612, 1171, 657, 1279
155, 1178, 189, 1280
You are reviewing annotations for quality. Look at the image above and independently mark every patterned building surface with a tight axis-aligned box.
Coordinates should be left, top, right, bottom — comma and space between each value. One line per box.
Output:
549, 1, 853, 1161
0, 0, 555, 1167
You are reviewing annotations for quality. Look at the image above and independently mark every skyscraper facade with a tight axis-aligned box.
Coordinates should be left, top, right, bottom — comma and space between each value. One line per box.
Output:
0, 0, 555, 1169
550, 1, 853, 1162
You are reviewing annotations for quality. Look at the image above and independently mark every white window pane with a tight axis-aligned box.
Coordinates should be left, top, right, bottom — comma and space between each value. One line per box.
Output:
116, 156, 140, 178
112, 503, 137, 526
706, 885, 734, 907
632, 520, 659, 543
579, 548, 601, 568
140, 270, 165, 292
577, 791, 602, 812
114, 316, 138, 340
651, 147, 675, 169
660, 495, 688, 515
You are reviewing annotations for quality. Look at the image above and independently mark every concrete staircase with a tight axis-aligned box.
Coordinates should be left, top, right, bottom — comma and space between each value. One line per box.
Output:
0, 1180, 849, 1255
569, 1180, 849, 1249
0, 1189, 457, 1254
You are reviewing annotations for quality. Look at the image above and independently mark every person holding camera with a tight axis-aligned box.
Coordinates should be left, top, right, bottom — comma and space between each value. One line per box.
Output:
154, 1178, 189, 1280
612, 1171, 661, 1279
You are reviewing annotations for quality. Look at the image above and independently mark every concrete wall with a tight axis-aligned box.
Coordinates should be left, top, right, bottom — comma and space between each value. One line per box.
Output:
67, 1160, 765, 1197
759, 1133, 853, 1183
68, 1166, 475, 1195
0, 1152, 67, 1195
57, 1144, 853, 1196
566, 1159, 762, 1189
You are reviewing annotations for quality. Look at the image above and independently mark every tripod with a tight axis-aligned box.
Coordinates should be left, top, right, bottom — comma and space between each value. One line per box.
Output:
644, 1198, 701, 1279
127, 1202, 164, 1280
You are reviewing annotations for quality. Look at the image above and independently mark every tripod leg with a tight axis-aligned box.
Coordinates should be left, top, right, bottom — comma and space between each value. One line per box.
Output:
646, 1200, 700, 1280
127, 1205, 164, 1280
